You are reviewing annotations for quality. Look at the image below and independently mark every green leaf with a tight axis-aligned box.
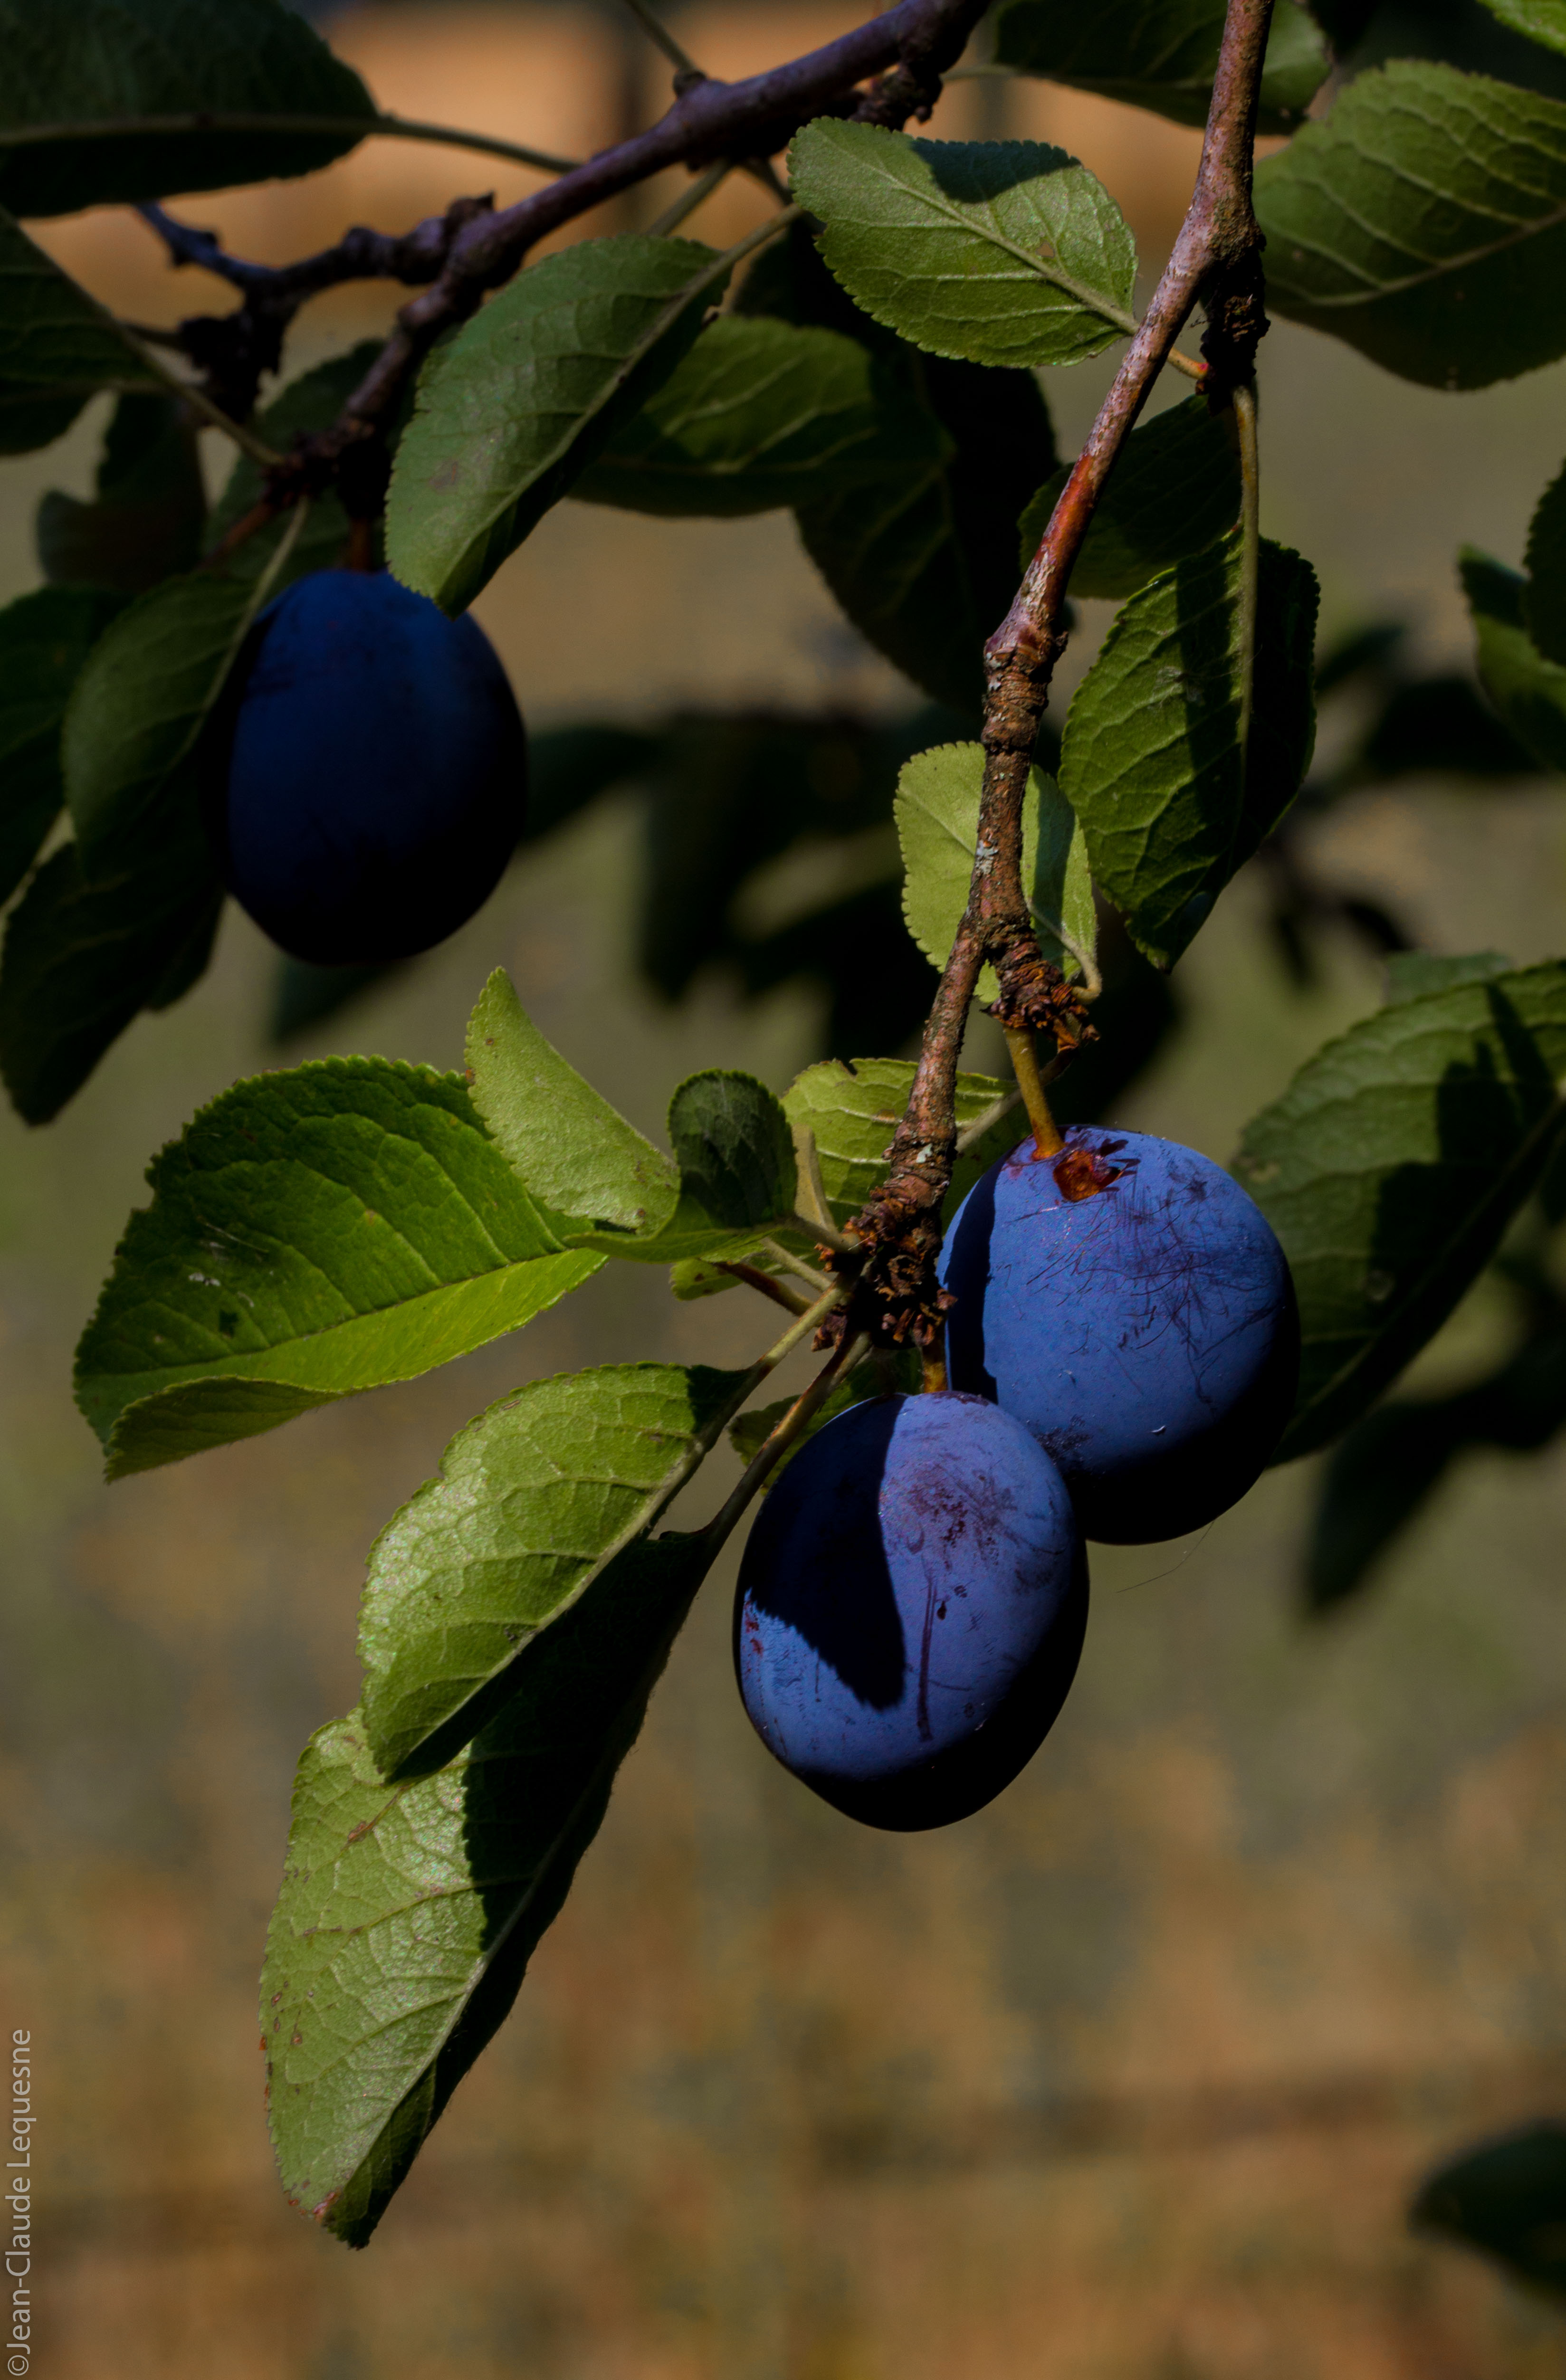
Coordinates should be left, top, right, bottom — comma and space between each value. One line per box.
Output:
800, 354, 1057, 714
208, 342, 388, 587
894, 740, 1095, 999
0, 0, 375, 218
1018, 395, 1241, 600
0, 204, 155, 445
572, 313, 946, 516
1383, 950, 1514, 1006
1476, 0, 1566, 57
58, 567, 259, 870
787, 123, 1136, 371
0, 584, 124, 905
359, 1362, 744, 1777
386, 235, 728, 615
1523, 457, 1566, 664
1254, 61, 1566, 390
264, 1528, 709, 2247
993, 0, 1328, 132
667, 1070, 796, 1231
37, 391, 204, 593
464, 969, 679, 1236
1462, 547, 1566, 771
73, 1057, 603, 1477
0, 833, 220, 1125
1059, 533, 1319, 968
783, 1057, 1028, 1229
1233, 962, 1566, 1460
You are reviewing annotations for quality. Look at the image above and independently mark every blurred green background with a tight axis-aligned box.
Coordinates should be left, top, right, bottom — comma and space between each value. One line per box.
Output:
7, 8, 1566, 2375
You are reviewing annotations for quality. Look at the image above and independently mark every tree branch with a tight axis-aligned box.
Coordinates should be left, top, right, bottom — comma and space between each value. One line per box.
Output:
846, 0, 1278, 1352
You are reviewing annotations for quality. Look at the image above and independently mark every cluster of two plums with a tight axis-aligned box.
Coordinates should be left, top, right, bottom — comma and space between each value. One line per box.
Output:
735, 1128, 1299, 1832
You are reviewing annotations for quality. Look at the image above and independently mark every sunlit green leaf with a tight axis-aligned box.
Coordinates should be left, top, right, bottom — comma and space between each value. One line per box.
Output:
783, 1057, 1028, 1228
788, 122, 1136, 371
264, 1529, 710, 2247
1017, 395, 1240, 601
360, 1362, 745, 1777
387, 235, 727, 614
894, 740, 1095, 998
1255, 61, 1566, 389
1059, 533, 1319, 967
1234, 961, 1566, 1459
73, 1057, 603, 1476
993, 0, 1328, 132
573, 314, 946, 515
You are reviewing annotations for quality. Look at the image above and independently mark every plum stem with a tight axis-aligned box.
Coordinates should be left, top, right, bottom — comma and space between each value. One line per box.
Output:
1003, 1027, 1064, 1158
701, 1330, 872, 1553
717, 1260, 814, 1317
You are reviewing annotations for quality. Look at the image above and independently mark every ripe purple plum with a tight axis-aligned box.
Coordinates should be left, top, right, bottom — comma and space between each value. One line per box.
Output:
735, 1390, 1086, 1830
204, 569, 527, 965
939, 1125, 1298, 1543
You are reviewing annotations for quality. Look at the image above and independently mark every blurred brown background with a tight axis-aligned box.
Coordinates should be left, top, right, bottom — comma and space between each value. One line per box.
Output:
6, 7, 1566, 2375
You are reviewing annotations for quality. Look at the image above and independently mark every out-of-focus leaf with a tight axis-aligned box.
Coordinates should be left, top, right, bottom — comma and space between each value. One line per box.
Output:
788, 123, 1136, 371
264, 1529, 711, 2248
1018, 396, 1241, 601
1314, 619, 1404, 697
894, 740, 1095, 997
359, 1363, 744, 1778
0, 584, 124, 905
387, 235, 726, 614
0, 0, 375, 218
464, 969, 679, 1237
37, 392, 204, 593
1359, 673, 1537, 780
1463, 548, 1566, 771
993, 0, 1328, 133
268, 957, 402, 1045
1306, 1319, 1566, 1609
573, 314, 946, 516
1050, 915, 1180, 1129
1255, 62, 1566, 389
522, 724, 659, 844
1476, 0, 1566, 57
1234, 961, 1566, 1460
1413, 2122, 1566, 2294
1523, 454, 1566, 663
1384, 950, 1513, 1005
1060, 533, 1319, 967
0, 833, 219, 1126
73, 1057, 603, 1476
667, 1070, 796, 1232
0, 205, 156, 450
783, 1058, 1028, 1228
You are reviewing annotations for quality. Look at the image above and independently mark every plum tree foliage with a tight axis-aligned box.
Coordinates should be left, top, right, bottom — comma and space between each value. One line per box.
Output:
4, 0, 1566, 2262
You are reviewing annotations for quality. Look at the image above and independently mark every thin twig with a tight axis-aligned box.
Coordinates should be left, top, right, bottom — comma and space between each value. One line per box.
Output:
953, 1087, 1021, 1156
718, 1260, 814, 1316
792, 1128, 858, 1254
760, 1237, 836, 1293
111, 321, 284, 463
1234, 378, 1261, 764
857, 0, 1277, 1342
701, 1331, 872, 1553
619, 0, 706, 83
647, 159, 732, 236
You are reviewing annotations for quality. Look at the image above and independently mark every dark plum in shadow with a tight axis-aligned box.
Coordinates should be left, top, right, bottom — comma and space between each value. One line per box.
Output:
940, 1125, 1299, 1543
734, 1391, 1087, 1831
203, 569, 527, 965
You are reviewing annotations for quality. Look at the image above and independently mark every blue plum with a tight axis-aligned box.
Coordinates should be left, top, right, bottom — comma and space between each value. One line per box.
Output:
940, 1125, 1298, 1543
204, 569, 526, 964
734, 1390, 1087, 1830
